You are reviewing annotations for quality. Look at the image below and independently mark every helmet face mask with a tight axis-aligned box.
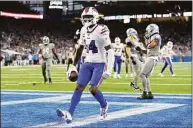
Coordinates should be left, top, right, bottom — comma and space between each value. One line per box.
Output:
81, 7, 99, 27
43, 36, 50, 45
167, 41, 173, 49
145, 24, 159, 39
126, 28, 138, 38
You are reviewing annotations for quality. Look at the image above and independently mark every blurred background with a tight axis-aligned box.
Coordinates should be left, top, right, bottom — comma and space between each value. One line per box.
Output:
0, 1, 192, 66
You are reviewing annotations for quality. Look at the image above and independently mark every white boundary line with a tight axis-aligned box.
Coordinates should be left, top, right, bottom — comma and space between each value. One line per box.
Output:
1, 90, 191, 95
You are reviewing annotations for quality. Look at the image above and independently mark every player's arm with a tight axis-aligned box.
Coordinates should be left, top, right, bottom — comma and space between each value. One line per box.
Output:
147, 37, 160, 49
73, 45, 84, 66
102, 25, 114, 76
135, 45, 147, 54
52, 44, 60, 62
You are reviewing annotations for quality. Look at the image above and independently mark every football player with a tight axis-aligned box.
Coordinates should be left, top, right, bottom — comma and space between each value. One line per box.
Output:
137, 24, 161, 100
125, 28, 146, 90
66, 47, 74, 71
124, 44, 134, 78
112, 37, 124, 78
159, 41, 176, 77
56, 7, 114, 123
38, 36, 60, 84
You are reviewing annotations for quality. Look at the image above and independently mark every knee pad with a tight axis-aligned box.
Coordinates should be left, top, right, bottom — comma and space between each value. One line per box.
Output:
89, 86, 98, 95
75, 84, 85, 91
140, 73, 146, 78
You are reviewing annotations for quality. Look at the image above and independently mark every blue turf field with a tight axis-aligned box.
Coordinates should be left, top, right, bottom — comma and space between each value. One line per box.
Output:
1, 90, 192, 128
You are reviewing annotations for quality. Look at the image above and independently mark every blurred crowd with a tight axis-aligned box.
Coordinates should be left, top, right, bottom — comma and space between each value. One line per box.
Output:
0, 17, 192, 66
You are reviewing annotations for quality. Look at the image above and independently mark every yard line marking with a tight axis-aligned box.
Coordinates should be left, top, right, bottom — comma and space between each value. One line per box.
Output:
1, 90, 191, 96
1, 94, 91, 106
1, 81, 191, 86
31, 103, 185, 127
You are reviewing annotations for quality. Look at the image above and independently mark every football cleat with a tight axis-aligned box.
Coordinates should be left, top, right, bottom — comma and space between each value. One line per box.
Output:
56, 109, 72, 124
117, 74, 121, 79
125, 74, 129, 78
100, 102, 109, 120
130, 73, 134, 77
159, 73, 164, 77
130, 82, 141, 91
148, 92, 154, 99
137, 91, 149, 100
113, 73, 117, 79
172, 74, 176, 77
49, 78, 52, 85
44, 77, 48, 84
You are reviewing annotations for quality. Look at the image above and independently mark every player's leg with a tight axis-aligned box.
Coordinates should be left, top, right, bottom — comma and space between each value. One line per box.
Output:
117, 56, 122, 78
46, 58, 52, 84
130, 57, 141, 90
159, 57, 168, 77
167, 57, 175, 76
113, 56, 117, 78
41, 60, 47, 84
138, 58, 155, 99
129, 57, 134, 77
90, 63, 108, 119
62, 63, 92, 118
125, 58, 129, 77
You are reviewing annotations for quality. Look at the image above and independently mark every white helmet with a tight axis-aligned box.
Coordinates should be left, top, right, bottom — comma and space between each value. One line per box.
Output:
145, 24, 159, 39
126, 28, 138, 38
81, 7, 99, 27
167, 41, 173, 49
114, 37, 121, 44
43, 36, 50, 45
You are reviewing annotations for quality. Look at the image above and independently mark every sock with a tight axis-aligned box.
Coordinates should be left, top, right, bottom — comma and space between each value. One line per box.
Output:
160, 62, 168, 73
169, 65, 174, 74
117, 61, 121, 74
141, 74, 147, 91
93, 90, 107, 108
68, 90, 82, 116
113, 60, 116, 72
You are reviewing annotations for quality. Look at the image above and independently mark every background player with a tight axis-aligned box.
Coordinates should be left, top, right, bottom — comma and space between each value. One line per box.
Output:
159, 41, 176, 77
38, 36, 60, 84
125, 28, 145, 90
66, 47, 74, 71
112, 37, 124, 78
138, 24, 161, 99
56, 7, 114, 123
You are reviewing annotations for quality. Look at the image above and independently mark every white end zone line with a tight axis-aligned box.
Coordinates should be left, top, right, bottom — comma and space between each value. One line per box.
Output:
30, 103, 185, 128
1, 90, 192, 96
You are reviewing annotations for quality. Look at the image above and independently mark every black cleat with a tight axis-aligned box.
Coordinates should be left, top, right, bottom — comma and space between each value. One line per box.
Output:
137, 91, 149, 100
130, 82, 142, 91
44, 78, 48, 84
49, 78, 52, 85
148, 92, 154, 99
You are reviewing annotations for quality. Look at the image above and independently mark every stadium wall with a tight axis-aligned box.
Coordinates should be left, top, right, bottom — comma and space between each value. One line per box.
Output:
172, 56, 192, 62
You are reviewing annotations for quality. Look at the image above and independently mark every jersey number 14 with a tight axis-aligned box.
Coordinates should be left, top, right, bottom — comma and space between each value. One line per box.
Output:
86, 40, 98, 53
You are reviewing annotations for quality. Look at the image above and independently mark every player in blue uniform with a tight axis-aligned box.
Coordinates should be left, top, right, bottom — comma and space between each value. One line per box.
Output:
56, 7, 114, 123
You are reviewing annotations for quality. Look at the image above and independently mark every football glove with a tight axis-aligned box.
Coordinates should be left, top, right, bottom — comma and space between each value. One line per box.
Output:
67, 65, 78, 82
102, 71, 111, 79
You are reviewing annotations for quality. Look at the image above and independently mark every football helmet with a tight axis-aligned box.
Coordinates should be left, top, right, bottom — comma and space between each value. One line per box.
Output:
114, 37, 121, 45
81, 7, 99, 27
167, 41, 173, 49
126, 28, 138, 38
43, 36, 50, 45
145, 24, 159, 39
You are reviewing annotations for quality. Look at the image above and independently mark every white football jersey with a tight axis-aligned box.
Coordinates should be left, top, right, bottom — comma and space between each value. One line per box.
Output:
79, 24, 111, 63
161, 45, 175, 58
112, 43, 124, 56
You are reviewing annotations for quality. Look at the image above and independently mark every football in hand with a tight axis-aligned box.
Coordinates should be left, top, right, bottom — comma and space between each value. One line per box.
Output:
69, 71, 78, 82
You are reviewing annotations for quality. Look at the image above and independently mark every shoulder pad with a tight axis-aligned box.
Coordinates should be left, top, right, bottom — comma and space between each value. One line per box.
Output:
100, 24, 110, 35
39, 44, 43, 47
